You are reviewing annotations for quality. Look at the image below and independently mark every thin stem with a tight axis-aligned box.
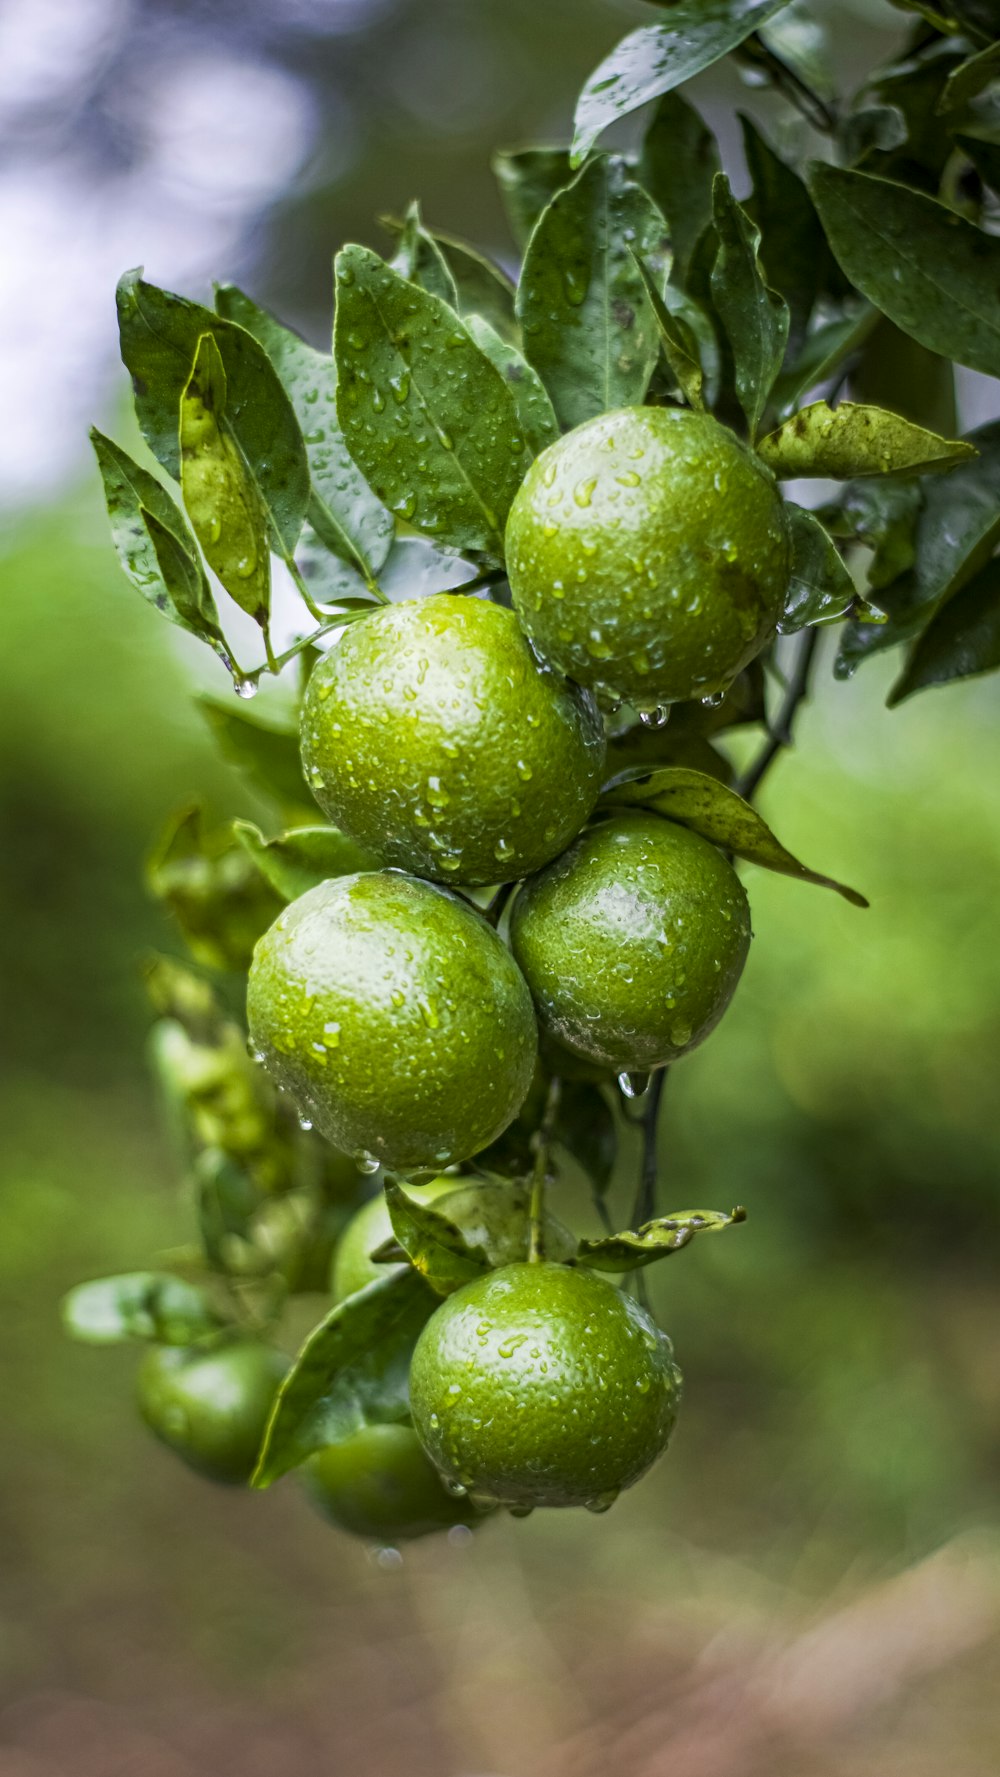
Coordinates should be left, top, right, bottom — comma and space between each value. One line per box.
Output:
630, 1068, 668, 1233
262, 622, 279, 675
241, 610, 371, 689
736, 628, 820, 804
739, 37, 838, 134
528, 1076, 561, 1263
446, 567, 507, 598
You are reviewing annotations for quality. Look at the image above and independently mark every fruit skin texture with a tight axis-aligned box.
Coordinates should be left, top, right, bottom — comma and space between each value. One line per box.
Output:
330, 1178, 455, 1300
136, 1340, 289, 1486
300, 595, 606, 886
510, 811, 751, 1073
301, 1422, 481, 1541
409, 1262, 682, 1509
247, 872, 538, 1171
506, 406, 791, 708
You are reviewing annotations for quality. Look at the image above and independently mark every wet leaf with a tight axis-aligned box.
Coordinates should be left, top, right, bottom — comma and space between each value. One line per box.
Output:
758, 401, 976, 479
572, 0, 792, 166
415, 226, 518, 342
180, 332, 271, 627
601, 766, 868, 905
62, 1272, 223, 1345
781, 505, 856, 632
389, 200, 460, 306
493, 147, 574, 251
116, 270, 310, 557
631, 253, 705, 410
214, 283, 393, 586
334, 245, 531, 560
889, 557, 1000, 704
638, 91, 720, 287
147, 804, 283, 973
808, 164, 1000, 380
233, 820, 377, 902
740, 116, 825, 352
90, 429, 229, 659
938, 39, 1000, 114
198, 696, 312, 816
576, 1206, 746, 1272
384, 1180, 491, 1296
710, 174, 789, 439
518, 155, 668, 431
252, 1269, 434, 1486
464, 315, 560, 456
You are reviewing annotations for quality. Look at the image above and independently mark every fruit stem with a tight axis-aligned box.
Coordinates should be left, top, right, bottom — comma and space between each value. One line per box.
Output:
736, 627, 820, 804
631, 1068, 668, 1233
528, 1076, 562, 1262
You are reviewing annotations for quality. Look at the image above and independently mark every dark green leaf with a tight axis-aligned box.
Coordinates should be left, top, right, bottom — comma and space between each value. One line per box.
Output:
214, 283, 393, 585
772, 305, 879, 416
710, 174, 789, 439
602, 766, 868, 905
233, 820, 377, 902
116, 270, 310, 556
427, 230, 518, 343
518, 156, 668, 431
638, 91, 720, 286
572, 0, 793, 166
956, 133, 1000, 195
841, 103, 908, 167
464, 315, 560, 456
253, 1269, 434, 1486
62, 1272, 222, 1345
147, 804, 283, 973
631, 253, 705, 410
758, 1, 835, 100
781, 505, 856, 632
197, 695, 310, 814
384, 1180, 490, 1296
553, 1081, 617, 1195
941, 41, 1000, 114
493, 147, 574, 251
334, 245, 531, 560
180, 332, 271, 627
576, 1205, 746, 1272
389, 200, 460, 307
808, 164, 1000, 380
740, 116, 824, 352
889, 557, 1000, 705
758, 400, 976, 479
844, 478, 923, 592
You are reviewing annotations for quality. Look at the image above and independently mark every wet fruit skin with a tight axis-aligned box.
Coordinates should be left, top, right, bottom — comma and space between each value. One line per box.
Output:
409, 1262, 682, 1509
136, 1340, 289, 1485
510, 810, 751, 1073
301, 1422, 485, 1541
330, 1178, 455, 1300
300, 595, 606, 887
505, 406, 792, 709
247, 871, 538, 1172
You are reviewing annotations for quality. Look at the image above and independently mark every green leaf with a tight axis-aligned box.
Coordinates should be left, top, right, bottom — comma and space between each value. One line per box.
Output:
553, 1081, 617, 1196
571, 0, 793, 166
740, 116, 825, 352
193, 1149, 262, 1274
422, 229, 518, 343
214, 283, 393, 586
772, 305, 879, 416
576, 1206, 746, 1272
90, 429, 229, 659
147, 804, 283, 973
493, 147, 574, 251
62, 1272, 222, 1345
807, 164, 1000, 380
710, 174, 790, 439
517, 156, 668, 432
602, 766, 868, 905
180, 332, 271, 627
384, 1180, 490, 1297
758, 0, 835, 100
631, 253, 705, 410
198, 696, 311, 815
638, 91, 720, 286
252, 1269, 434, 1486
116, 270, 310, 557
334, 245, 531, 560
463, 315, 560, 457
758, 401, 976, 479
956, 133, 1000, 197
233, 820, 377, 902
889, 557, 1000, 704
389, 200, 460, 307
938, 39, 1000, 113
781, 505, 856, 632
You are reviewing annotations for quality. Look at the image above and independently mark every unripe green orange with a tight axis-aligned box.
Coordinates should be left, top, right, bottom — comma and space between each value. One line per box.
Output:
247, 872, 538, 1172
506, 406, 791, 709
136, 1339, 288, 1485
301, 1422, 484, 1541
300, 595, 606, 886
330, 1178, 455, 1300
510, 811, 750, 1072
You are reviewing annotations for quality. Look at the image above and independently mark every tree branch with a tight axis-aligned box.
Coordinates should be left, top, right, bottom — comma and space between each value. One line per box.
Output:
736, 627, 820, 804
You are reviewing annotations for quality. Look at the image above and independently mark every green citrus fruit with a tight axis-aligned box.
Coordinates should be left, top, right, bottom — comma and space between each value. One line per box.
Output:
506, 406, 791, 709
300, 595, 606, 886
409, 1261, 681, 1509
330, 1177, 455, 1300
136, 1340, 288, 1485
301, 1422, 486, 1541
510, 811, 751, 1072
247, 872, 538, 1171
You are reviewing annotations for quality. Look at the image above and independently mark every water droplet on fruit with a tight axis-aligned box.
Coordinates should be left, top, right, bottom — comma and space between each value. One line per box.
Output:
584, 1489, 619, 1514
638, 706, 668, 728
357, 1151, 380, 1175
298, 1115, 313, 1132
617, 1071, 651, 1100
234, 677, 258, 700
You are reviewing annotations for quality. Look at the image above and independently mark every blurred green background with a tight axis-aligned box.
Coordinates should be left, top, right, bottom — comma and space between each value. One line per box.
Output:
3, 2, 999, 1774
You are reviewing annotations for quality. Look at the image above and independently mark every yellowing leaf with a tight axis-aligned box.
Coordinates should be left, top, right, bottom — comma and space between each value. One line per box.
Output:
758, 401, 976, 480
180, 332, 271, 627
